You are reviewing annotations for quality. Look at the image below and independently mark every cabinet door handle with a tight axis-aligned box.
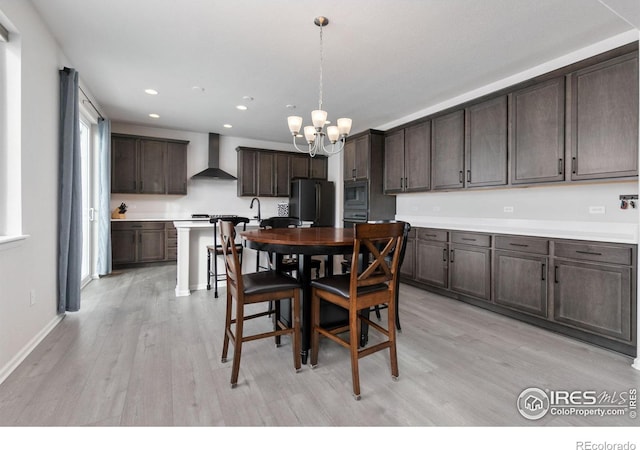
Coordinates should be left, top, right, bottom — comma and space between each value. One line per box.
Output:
572, 157, 577, 174
404, 177, 408, 189
140, 181, 143, 191
541, 263, 546, 281
400, 178, 404, 189
576, 250, 602, 256
442, 248, 447, 262
450, 249, 454, 263
554, 265, 559, 283
133, 181, 136, 190
352, 168, 356, 179
458, 171, 463, 184
466, 170, 471, 183
558, 158, 563, 175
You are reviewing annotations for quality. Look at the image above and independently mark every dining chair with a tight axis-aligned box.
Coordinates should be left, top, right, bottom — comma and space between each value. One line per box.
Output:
207, 216, 250, 298
339, 221, 411, 331
219, 219, 302, 387
310, 221, 405, 400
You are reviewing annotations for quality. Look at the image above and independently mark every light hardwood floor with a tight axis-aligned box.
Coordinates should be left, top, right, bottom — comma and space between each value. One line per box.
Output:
0, 264, 638, 426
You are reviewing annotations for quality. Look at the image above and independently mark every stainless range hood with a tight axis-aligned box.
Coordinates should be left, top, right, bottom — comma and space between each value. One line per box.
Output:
191, 133, 237, 179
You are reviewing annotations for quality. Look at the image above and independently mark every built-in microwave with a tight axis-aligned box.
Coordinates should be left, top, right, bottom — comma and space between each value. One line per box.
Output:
344, 180, 368, 210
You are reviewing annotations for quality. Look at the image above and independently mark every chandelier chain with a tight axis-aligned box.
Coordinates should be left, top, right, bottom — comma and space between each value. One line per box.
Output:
318, 23, 323, 111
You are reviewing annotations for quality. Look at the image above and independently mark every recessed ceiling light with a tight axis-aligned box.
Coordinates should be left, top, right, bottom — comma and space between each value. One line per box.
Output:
149, 113, 160, 119
242, 96, 254, 101
223, 124, 233, 128
145, 89, 158, 95
236, 105, 248, 111
286, 104, 296, 110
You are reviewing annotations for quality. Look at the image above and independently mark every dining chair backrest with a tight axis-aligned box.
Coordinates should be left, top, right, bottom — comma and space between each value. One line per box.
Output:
219, 219, 243, 299
349, 222, 405, 295
259, 216, 302, 229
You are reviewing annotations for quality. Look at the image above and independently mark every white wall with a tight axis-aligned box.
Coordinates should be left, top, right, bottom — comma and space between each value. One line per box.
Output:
0, 1, 74, 382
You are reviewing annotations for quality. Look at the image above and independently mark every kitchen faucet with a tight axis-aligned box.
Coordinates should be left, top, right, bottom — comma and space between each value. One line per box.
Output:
250, 197, 261, 222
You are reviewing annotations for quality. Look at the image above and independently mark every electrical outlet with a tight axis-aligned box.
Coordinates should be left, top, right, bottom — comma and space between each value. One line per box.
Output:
589, 206, 605, 214
503, 206, 514, 213
29, 289, 36, 306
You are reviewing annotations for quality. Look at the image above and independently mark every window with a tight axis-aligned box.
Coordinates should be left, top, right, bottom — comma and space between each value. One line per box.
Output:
0, 15, 23, 247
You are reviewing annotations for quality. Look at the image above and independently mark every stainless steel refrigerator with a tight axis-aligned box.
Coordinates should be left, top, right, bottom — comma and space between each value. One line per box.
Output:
289, 179, 335, 226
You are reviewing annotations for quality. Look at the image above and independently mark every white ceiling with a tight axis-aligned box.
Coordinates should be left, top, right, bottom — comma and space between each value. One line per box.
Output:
30, 0, 639, 144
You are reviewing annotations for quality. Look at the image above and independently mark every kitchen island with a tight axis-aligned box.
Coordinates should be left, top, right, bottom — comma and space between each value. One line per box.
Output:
173, 218, 260, 297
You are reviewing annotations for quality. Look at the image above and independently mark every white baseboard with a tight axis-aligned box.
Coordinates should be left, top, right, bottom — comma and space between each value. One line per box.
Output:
0, 314, 65, 385
633, 358, 640, 371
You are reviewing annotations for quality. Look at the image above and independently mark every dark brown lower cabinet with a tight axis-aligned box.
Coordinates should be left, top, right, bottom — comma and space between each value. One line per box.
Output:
553, 260, 632, 342
400, 228, 416, 279
494, 250, 548, 317
401, 227, 636, 355
449, 243, 491, 300
416, 240, 448, 288
112, 221, 175, 267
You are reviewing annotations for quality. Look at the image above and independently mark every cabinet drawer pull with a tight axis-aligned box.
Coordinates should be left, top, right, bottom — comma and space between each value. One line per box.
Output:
576, 250, 603, 256
462, 238, 476, 241
450, 249, 454, 263
541, 263, 546, 281
442, 248, 447, 262
509, 243, 529, 247
425, 234, 437, 238
558, 158, 563, 175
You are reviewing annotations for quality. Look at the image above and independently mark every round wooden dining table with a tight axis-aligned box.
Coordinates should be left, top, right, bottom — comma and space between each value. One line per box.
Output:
240, 227, 355, 363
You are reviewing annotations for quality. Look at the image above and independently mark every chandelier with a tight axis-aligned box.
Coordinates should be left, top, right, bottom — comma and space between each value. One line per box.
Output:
287, 16, 352, 157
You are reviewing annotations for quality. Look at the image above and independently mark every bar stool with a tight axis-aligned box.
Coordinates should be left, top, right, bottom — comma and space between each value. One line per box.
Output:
207, 216, 250, 298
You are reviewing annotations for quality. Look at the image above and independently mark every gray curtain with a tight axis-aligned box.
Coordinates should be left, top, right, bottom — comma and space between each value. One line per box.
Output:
97, 118, 112, 276
57, 67, 82, 313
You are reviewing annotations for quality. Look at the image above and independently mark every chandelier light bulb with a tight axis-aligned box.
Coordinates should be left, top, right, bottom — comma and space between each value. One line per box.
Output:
337, 118, 352, 136
326, 126, 339, 143
304, 126, 316, 143
311, 110, 328, 130
288, 116, 303, 135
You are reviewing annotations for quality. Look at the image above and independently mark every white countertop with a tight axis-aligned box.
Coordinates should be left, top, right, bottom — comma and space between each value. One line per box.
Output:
395, 215, 639, 244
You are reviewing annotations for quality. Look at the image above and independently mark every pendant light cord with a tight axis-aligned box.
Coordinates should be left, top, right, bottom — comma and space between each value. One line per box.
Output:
318, 23, 323, 111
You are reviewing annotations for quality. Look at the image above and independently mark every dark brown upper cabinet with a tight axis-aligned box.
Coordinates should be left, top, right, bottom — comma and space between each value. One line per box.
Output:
431, 109, 465, 190
343, 134, 370, 181
111, 134, 188, 195
290, 154, 310, 180
236, 147, 327, 197
384, 122, 430, 194
383, 129, 404, 193
510, 77, 565, 185
465, 96, 508, 187
568, 52, 639, 181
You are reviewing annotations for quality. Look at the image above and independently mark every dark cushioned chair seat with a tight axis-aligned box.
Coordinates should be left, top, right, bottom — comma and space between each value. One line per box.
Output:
311, 274, 387, 298
243, 271, 300, 295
